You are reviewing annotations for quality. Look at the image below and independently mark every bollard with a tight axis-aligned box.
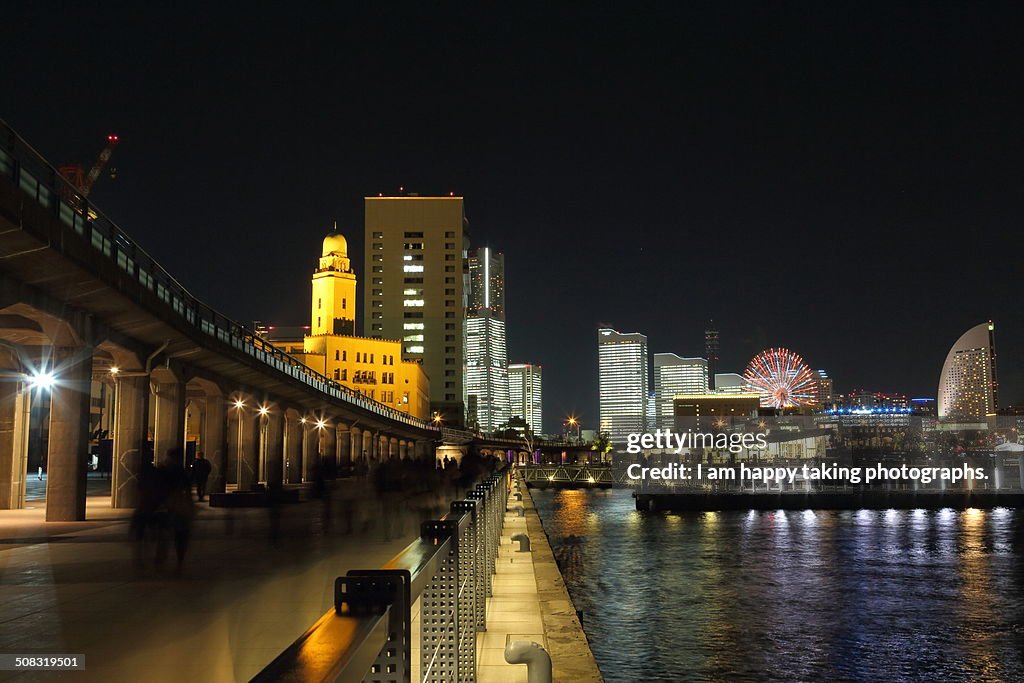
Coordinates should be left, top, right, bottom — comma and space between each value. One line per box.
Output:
511, 532, 530, 552
509, 505, 525, 517
504, 640, 552, 683
514, 491, 523, 501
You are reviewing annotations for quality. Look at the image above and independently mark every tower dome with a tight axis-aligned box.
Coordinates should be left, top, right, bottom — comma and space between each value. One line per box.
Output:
322, 230, 348, 257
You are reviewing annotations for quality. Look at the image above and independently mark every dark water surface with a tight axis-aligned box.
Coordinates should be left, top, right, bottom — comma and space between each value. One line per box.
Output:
532, 488, 1024, 683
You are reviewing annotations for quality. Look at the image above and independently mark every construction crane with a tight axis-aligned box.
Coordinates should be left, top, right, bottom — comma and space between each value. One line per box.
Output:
58, 134, 119, 197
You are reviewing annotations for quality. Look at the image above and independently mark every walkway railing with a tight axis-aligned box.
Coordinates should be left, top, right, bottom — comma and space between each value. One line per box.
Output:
253, 467, 510, 682
0, 118, 438, 433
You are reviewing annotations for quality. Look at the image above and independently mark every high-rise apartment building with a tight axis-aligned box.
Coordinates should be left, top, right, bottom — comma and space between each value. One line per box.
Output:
654, 354, 708, 429
509, 363, 543, 434
465, 247, 509, 431
598, 328, 648, 447
937, 321, 998, 421
705, 321, 720, 390
364, 196, 469, 423
814, 370, 834, 405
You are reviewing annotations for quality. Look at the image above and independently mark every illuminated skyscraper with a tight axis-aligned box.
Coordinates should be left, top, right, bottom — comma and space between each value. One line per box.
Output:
508, 363, 542, 434
598, 328, 648, 447
705, 321, 720, 389
937, 322, 998, 420
363, 195, 469, 422
465, 247, 508, 431
654, 354, 708, 429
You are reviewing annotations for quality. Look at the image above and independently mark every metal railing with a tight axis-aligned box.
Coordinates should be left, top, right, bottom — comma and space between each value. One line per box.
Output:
254, 467, 510, 682
0, 118, 439, 433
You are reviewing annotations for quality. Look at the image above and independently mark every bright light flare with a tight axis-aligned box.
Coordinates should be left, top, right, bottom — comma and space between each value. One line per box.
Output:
29, 371, 56, 390
233, 399, 245, 409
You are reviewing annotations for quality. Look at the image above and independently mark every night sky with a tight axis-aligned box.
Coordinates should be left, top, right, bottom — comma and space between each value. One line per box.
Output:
5, 3, 1022, 432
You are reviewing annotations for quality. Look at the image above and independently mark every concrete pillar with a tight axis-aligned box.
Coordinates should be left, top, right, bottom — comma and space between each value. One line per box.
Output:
389, 436, 398, 460
111, 375, 147, 508
322, 423, 337, 478
0, 380, 30, 509
399, 440, 408, 460
204, 393, 227, 494
415, 439, 431, 462
152, 375, 186, 465
338, 425, 351, 469
283, 413, 302, 484
46, 349, 92, 521
350, 427, 362, 466
230, 405, 259, 490
262, 410, 284, 486
302, 421, 317, 482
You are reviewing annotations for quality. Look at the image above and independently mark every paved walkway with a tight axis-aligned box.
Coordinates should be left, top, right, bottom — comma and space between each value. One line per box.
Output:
0, 481, 447, 682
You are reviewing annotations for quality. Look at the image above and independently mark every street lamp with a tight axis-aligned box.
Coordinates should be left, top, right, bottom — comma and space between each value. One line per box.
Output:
28, 370, 56, 391
432, 412, 443, 426
565, 416, 581, 442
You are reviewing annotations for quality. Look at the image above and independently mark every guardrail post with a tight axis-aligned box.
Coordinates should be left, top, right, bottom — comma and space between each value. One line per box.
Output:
333, 569, 410, 682
420, 519, 463, 683
511, 532, 530, 552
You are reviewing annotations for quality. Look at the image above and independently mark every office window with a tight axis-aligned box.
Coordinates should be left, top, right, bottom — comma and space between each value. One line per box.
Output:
444, 254, 455, 261
403, 254, 424, 261
317, 298, 321, 309
445, 334, 455, 341
372, 301, 383, 308
372, 324, 382, 331
403, 265, 424, 273
444, 266, 454, 272
404, 277, 424, 284
445, 277, 455, 284
372, 231, 384, 238
335, 350, 340, 361
445, 393, 456, 400
445, 381, 454, 388
445, 231, 455, 237
372, 242, 383, 250
445, 243, 454, 249
373, 289, 383, 296
445, 370, 455, 377
403, 299, 425, 307
445, 300, 454, 307
342, 298, 346, 309
403, 242, 423, 250
445, 288, 455, 295
404, 334, 424, 342
372, 278, 383, 285
372, 266, 383, 273
372, 312, 383, 319
403, 323, 425, 330
445, 312, 455, 318
445, 323, 455, 330
404, 231, 424, 238
406, 345, 425, 354
342, 351, 347, 360
333, 369, 340, 380
404, 312, 424, 319
373, 254, 384, 262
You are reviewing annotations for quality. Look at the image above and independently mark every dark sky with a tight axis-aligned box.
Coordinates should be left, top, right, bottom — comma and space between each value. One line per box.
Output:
5, 2, 1022, 432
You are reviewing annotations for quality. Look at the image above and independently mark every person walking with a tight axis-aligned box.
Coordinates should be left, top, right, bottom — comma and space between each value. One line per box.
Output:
191, 451, 212, 501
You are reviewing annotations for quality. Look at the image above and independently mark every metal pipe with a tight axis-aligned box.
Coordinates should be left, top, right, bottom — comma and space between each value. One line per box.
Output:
511, 533, 530, 552
504, 640, 551, 683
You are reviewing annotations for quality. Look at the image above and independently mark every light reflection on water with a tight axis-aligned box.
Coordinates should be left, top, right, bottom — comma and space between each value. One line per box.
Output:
532, 489, 1024, 683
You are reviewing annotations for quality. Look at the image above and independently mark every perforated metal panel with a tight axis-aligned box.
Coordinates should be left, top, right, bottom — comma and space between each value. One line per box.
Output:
450, 501, 480, 676
334, 571, 411, 683
420, 520, 461, 683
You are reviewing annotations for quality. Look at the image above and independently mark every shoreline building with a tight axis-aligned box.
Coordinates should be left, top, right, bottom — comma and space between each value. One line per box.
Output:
363, 195, 469, 424
598, 328, 648, 448
270, 230, 430, 419
508, 363, 543, 434
654, 354, 708, 430
937, 321, 998, 421
465, 247, 509, 431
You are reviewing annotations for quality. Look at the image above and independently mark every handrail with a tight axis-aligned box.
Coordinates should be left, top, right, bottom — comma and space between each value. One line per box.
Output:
0, 117, 439, 433
255, 466, 511, 682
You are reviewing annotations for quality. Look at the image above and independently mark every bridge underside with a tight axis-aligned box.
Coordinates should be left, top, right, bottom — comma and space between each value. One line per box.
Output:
0, 141, 437, 520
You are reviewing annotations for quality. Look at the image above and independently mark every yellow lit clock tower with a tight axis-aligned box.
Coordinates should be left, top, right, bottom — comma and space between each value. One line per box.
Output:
311, 229, 356, 336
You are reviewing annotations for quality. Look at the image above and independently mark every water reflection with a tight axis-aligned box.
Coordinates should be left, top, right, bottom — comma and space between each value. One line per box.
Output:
533, 489, 1024, 682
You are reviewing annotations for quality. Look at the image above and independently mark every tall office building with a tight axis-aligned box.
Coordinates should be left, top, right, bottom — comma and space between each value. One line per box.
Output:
465, 247, 509, 431
814, 370, 834, 405
598, 328, 649, 447
654, 354, 708, 429
937, 322, 998, 421
509, 363, 543, 434
705, 321, 720, 389
364, 195, 469, 423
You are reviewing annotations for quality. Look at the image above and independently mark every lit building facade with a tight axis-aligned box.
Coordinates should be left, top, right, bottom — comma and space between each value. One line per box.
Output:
814, 370, 834, 405
598, 328, 648, 447
363, 196, 469, 423
714, 373, 750, 394
508, 363, 542, 434
294, 230, 430, 419
937, 321, 998, 421
465, 247, 508, 431
654, 354, 708, 429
